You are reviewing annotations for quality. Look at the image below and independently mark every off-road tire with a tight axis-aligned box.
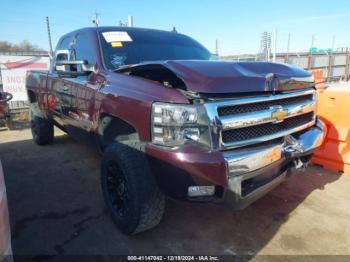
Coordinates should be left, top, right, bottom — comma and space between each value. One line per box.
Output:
5, 114, 13, 130
101, 142, 165, 235
30, 116, 54, 145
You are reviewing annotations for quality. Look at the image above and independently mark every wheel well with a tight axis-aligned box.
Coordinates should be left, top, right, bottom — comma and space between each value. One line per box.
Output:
98, 114, 140, 150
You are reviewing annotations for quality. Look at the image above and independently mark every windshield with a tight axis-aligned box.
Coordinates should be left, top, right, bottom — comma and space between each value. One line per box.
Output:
99, 29, 212, 70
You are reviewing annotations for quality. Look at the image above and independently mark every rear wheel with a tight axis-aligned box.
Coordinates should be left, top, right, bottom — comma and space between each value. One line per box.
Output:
5, 115, 13, 130
30, 116, 54, 145
101, 142, 165, 235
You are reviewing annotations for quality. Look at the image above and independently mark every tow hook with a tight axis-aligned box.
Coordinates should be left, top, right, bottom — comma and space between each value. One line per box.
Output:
283, 135, 303, 158
293, 158, 308, 171
284, 135, 310, 174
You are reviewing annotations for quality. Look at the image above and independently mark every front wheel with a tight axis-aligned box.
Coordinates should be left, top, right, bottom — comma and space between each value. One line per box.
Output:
101, 142, 165, 235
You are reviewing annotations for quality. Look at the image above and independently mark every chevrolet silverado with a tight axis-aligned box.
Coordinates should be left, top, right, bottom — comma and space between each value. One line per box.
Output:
26, 27, 326, 234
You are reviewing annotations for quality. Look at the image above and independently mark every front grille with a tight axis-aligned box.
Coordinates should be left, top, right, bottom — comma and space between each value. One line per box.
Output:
205, 89, 316, 149
222, 112, 314, 143
218, 94, 313, 116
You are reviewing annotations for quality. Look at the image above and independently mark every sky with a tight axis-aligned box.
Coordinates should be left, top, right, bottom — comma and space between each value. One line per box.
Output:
0, 0, 350, 55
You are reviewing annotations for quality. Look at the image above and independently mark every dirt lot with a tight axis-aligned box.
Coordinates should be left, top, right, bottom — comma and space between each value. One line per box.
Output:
0, 127, 350, 256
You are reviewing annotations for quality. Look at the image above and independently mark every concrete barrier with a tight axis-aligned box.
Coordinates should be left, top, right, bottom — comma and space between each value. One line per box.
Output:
312, 83, 350, 174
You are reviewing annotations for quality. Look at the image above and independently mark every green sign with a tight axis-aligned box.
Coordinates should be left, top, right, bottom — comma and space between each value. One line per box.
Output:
309, 47, 333, 53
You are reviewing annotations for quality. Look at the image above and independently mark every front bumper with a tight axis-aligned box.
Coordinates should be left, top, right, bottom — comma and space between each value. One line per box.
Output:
145, 119, 326, 208
223, 118, 326, 209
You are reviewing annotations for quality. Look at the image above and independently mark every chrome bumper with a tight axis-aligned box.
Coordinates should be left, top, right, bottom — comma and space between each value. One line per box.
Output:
223, 119, 326, 209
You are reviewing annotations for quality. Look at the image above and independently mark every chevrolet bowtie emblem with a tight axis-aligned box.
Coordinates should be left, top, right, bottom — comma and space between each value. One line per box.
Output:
271, 107, 288, 122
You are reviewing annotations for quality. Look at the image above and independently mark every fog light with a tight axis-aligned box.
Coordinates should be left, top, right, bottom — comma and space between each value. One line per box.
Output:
188, 186, 215, 197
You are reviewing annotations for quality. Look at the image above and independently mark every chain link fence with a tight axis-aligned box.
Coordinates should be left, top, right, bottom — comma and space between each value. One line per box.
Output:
221, 51, 350, 82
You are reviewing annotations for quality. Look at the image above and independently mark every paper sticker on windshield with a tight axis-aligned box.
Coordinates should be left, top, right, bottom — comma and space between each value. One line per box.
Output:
102, 31, 132, 42
111, 41, 123, 47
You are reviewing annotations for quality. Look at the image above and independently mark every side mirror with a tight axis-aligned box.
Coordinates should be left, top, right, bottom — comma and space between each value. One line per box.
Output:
55, 60, 94, 76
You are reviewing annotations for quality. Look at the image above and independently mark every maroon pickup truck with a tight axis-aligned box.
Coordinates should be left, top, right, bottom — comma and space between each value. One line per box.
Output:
26, 27, 326, 234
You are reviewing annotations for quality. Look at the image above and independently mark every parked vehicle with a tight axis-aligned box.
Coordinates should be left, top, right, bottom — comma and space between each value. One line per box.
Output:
26, 27, 326, 234
0, 91, 13, 129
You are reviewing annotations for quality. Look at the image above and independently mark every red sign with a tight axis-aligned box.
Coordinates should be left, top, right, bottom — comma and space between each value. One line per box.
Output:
3, 61, 48, 69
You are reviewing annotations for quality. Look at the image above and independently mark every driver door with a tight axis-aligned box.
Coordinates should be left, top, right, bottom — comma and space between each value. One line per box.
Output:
60, 32, 100, 146
50, 35, 75, 127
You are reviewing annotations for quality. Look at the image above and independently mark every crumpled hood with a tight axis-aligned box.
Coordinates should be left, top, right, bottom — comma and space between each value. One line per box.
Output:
152, 60, 314, 94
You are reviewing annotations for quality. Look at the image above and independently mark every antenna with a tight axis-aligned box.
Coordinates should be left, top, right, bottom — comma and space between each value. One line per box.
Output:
92, 10, 99, 27
46, 16, 53, 59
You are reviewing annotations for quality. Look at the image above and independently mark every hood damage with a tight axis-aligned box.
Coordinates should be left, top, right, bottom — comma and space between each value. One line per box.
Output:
115, 60, 315, 101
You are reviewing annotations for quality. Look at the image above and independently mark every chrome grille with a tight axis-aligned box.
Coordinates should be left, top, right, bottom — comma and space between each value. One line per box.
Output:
218, 94, 313, 116
222, 112, 314, 143
204, 89, 317, 150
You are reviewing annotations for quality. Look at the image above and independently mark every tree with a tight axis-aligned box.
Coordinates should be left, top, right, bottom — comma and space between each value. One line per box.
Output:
0, 41, 13, 52
0, 40, 45, 52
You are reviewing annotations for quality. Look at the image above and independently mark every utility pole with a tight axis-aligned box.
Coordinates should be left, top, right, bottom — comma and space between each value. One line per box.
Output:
46, 16, 53, 59
260, 32, 271, 62
286, 33, 291, 63
272, 29, 277, 62
92, 10, 99, 27
215, 39, 219, 56
311, 34, 316, 48
127, 15, 133, 27
287, 33, 291, 53
332, 35, 336, 51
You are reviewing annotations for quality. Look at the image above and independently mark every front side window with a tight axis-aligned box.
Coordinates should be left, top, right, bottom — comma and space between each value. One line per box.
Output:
55, 36, 72, 62
56, 36, 71, 51
74, 33, 96, 65
99, 30, 212, 70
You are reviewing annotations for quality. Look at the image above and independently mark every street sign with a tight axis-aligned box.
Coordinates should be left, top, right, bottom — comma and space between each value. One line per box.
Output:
309, 47, 333, 54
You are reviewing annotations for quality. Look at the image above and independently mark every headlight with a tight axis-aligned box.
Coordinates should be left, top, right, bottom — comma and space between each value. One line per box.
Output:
151, 102, 210, 147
